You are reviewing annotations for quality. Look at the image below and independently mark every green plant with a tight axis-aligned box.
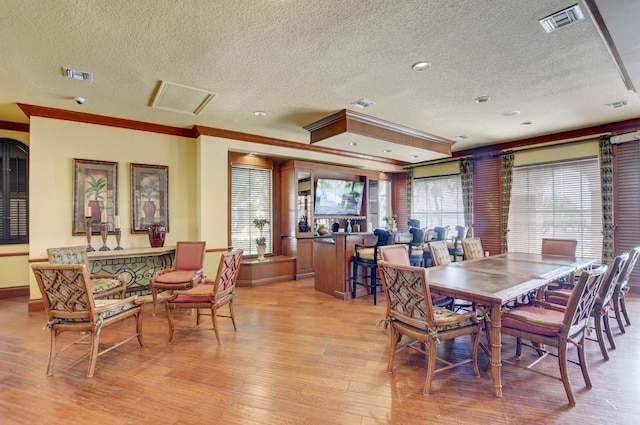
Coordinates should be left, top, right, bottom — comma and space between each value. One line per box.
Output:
383, 212, 396, 225
140, 179, 159, 202
84, 176, 107, 201
253, 218, 269, 246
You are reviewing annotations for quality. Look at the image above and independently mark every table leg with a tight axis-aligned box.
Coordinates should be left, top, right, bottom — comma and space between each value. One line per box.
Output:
489, 303, 503, 397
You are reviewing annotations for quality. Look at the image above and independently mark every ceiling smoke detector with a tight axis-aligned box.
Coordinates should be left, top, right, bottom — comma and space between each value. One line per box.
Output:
351, 99, 375, 108
62, 66, 93, 82
539, 4, 584, 33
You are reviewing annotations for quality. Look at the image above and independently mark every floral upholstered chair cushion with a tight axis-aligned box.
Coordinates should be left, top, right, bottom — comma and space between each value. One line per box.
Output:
462, 238, 485, 260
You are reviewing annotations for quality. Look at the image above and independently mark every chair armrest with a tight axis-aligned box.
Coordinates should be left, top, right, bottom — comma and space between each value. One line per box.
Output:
153, 268, 176, 278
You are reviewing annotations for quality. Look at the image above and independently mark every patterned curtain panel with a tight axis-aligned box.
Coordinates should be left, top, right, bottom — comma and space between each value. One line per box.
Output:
500, 151, 515, 253
406, 167, 413, 219
599, 135, 614, 264
459, 157, 474, 236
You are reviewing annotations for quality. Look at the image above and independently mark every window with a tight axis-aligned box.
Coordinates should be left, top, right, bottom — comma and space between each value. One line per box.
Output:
230, 164, 272, 256
377, 179, 391, 227
0, 139, 28, 244
411, 175, 464, 228
508, 157, 602, 258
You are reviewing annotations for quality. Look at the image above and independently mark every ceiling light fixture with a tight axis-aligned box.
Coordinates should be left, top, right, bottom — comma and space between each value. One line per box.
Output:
456, 135, 470, 140
253, 111, 267, 116
503, 110, 521, 117
410, 155, 419, 159
350, 142, 359, 146
520, 121, 533, 126
412, 61, 431, 71
475, 96, 491, 103
382, 149, 392, 153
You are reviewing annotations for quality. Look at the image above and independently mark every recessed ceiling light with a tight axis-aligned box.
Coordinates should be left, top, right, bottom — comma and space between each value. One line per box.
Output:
475, 96, 491, 103
520, 121, 533, 126
410, 155, 419, 159
350, 142, 359, 146
412, 61, 431, 71
253, 111, 267, 116
503, 110, 521, 117
382, 149, 392, 153
457, 135, 470, 140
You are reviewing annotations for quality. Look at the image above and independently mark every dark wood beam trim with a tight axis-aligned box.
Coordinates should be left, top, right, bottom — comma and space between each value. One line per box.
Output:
304, 109, 454, 156
194, 125, 406, 166
0, 120, 29, 133
451, 118, 640, 159
17, 104, 197, 138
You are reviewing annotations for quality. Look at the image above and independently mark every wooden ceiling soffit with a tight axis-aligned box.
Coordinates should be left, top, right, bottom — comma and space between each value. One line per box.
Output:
304, 109, 454, 156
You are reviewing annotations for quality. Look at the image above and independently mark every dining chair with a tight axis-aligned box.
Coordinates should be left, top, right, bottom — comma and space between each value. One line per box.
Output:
461, 237, 485, 260
352, 228, 394, 305
47, 245, 126, 299
427, 240, 453, 267
612, 246, 640, 333
377, 260, 483, 395
379, 245, 454, 310
541, 238, 578, 290
150, 241, 206, 313
31, 263, 145, 377
164, 250, 243, 344
546, 253, 627, 360
501, 264, 608, 406
408, 227, 426, 266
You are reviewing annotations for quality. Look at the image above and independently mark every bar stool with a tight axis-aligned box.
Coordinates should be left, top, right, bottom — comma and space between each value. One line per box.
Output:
352, 229, 394, 305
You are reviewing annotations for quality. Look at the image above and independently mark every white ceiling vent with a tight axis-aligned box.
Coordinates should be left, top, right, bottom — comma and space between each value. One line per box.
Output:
539, 4, 584, 33
150, 80, 215, 115
351, 99, 375, 108
62, 66, 93, 82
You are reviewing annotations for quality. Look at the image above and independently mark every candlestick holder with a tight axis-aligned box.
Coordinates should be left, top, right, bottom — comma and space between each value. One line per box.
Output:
99, 223, 110, 251
114, 228, 123, 250
85, 216, 95, 252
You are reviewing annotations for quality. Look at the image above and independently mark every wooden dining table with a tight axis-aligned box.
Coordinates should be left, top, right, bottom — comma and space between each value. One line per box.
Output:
425, 252, 596, 398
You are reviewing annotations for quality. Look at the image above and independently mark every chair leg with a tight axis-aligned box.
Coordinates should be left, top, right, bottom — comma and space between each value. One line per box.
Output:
135, 311, 145, 347
211, 306, 221, 345
470, 328, 481, 378
423, 342, 437, 395
620, 293, 632, 326
87, 328, 100, 378
558, 342, 576, 406
603, 309, 616, 350
166, 304, 175, 342
577, 334, 593, 390
594, 313, 609, 361
351, 261, 358, 299
387, 326, 401, 374
371, 266, 377, 305
612, 294, 626, 333
229, 299, 238, 331
151, 287, 158, 315
46, 329, 58, 376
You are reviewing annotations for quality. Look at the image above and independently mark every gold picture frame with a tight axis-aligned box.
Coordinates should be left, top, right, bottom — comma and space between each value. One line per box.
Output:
130, 163, 169, 233
72, 158, 118, 235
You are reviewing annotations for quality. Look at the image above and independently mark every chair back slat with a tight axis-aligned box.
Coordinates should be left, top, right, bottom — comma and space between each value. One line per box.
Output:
32, 263, 94, 322
214, 250, 243, 293
174, 241, 206, 270
428, 240, 451, 266
564, 265, 607, 334
617, 246, 640, 291
378, 260, 434, 329
597, 254, 627, 306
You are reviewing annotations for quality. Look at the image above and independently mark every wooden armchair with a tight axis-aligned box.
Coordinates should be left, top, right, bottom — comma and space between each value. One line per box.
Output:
501, 265, 608, 406
150, 241, 206, 313
612, 246, 640, 333
31, 263, 145, 377
377, 260, 483, 395
164, 250, 243, 344
47, 245, 126, 299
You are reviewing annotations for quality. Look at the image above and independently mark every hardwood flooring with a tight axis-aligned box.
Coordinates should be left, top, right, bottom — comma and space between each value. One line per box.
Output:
1, 278, 639, 424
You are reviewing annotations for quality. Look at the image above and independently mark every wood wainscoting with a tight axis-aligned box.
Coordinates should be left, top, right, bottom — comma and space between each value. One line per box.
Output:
237, 255, 296, 287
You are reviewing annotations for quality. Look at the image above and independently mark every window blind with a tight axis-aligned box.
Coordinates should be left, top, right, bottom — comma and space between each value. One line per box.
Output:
411, 175, 464, 229
230, 164, 272, 256
0, 140, 29, 244
508, 157, 602, 258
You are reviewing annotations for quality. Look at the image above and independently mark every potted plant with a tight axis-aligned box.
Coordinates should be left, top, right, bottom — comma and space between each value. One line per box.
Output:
84, 176, 107, 223
253, 218, 269, 261
383, 212, 397, 231
140, 179, 160, 223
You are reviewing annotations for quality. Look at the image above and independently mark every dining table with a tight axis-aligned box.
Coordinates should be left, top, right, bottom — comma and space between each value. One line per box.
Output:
424, 252, 597, 398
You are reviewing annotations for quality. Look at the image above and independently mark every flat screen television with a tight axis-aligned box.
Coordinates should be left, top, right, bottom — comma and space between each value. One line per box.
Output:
314, 178, 364, 216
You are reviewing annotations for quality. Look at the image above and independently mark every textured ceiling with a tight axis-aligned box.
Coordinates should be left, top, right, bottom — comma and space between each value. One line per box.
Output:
1, 0, 639, 164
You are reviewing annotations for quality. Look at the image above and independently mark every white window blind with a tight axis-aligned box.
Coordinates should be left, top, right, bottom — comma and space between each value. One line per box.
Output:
230, 164, 272, 256
411, 175, 464, 229
508, 157, 602, 258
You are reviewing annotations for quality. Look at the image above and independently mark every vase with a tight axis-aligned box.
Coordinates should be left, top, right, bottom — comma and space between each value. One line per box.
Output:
257, 244, 266, 261
148, 222, 166, 247
143, 201, 156, 224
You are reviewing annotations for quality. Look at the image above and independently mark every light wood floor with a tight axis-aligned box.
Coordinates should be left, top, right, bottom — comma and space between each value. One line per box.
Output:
1, 279, 639, 425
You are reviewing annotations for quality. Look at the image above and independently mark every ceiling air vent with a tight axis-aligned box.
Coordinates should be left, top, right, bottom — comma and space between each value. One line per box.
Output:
539, 4, 584, 33
351, 98, 375, 109
605, 100, 629, 109
62, 66, 93, 82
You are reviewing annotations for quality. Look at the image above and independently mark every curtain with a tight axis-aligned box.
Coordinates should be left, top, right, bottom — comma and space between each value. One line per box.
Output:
599, 135, 614, 264
406, 167, 413, 219
500, 151, 514, 253
459, 157, 474, 236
